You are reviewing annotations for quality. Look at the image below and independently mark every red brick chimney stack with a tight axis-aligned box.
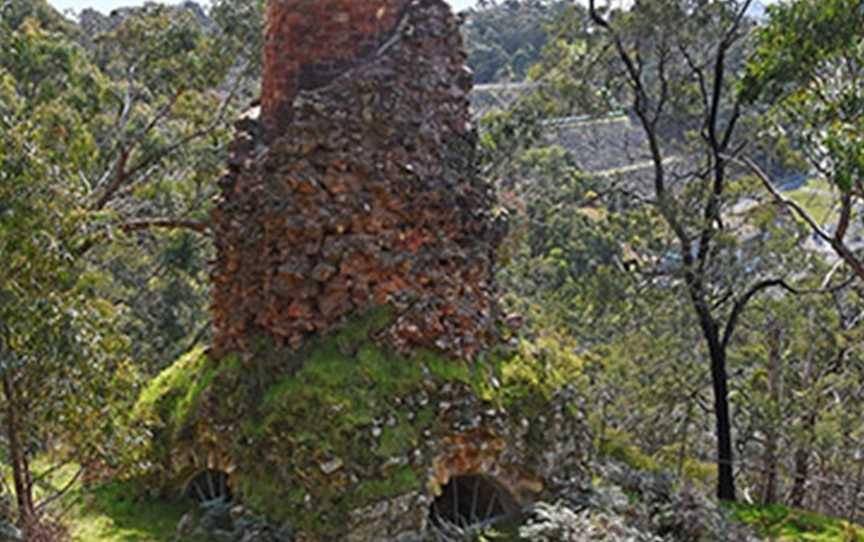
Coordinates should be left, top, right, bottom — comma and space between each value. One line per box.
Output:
261, 0, 410, 135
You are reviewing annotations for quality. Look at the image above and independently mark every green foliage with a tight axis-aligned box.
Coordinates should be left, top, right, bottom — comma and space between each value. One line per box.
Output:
0, 15, 136, 477
598, 428, 663, 473
67, 481, 190, 542
0, 0, 82, 36
500, 333, 588, 403
731, 503, 864, 541
75, 1, 249, 375
5, 0, 864, 535
742, 0, 864, 102
0, 6, 260, 524
210, 0, 265, 85
743, 0, 864, 227
464, 0, 573, 84
597, 429, 717, 486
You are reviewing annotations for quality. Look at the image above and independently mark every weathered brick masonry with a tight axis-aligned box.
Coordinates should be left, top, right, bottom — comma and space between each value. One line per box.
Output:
262, 0, 409, 134
211, 0, 504, 359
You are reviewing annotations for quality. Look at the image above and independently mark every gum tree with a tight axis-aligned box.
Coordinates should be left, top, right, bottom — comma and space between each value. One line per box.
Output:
0, 18, 128, 528
0, 1, 255, 528
741, 0, 864, 281
544, 0, 808, 501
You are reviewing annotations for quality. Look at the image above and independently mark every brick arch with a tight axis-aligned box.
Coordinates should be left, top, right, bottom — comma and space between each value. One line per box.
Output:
429, 473, 521, 531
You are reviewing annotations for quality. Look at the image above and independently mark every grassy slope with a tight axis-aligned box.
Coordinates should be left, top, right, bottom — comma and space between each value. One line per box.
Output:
732, 503, 864, 542
598, 433, 864, 541
6, 457, 189, 541
66, 482, 189, 542
33, 465, 864, 542
16, 311, 860, 541
785, 178, 838, 225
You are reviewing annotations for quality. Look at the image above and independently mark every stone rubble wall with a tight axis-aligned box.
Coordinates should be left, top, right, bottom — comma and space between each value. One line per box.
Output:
344, 384, 591, 541
211, 0, 505, 359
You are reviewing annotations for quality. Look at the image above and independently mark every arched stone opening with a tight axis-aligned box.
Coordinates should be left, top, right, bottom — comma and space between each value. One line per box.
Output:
428, 474, 520, 537
184, 468, 232, 503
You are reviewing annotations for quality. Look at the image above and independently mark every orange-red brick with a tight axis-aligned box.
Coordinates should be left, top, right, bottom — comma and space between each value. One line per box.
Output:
261, 0, 409, 134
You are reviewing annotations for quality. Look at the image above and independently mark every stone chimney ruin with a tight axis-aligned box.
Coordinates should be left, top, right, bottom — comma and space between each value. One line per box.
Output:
196, 1, 590, 539
211, 0, 503, 360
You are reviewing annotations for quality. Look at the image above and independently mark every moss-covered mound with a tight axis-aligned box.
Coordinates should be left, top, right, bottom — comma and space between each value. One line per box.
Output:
129, 345, 225, 488
133, 310, 591, 539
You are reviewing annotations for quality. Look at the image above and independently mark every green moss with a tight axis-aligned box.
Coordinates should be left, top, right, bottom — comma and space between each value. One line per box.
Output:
419, 348, 473, 383
334, 305, 393, 348
131, 344, 221, 454
376, 416, 418, 457
133, 345, 208, 423
190, 310, 447, 533
172, 362, 218, 429
350, 465, 419, 506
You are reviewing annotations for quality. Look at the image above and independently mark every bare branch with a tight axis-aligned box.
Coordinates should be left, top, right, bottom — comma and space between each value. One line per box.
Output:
722, 275, 856, 351
93, 147, 130, 211
34, 466, 84, 514
721, 278, 794, 350
588, 0, 610, 29
734, 156, 832, 240
836, 192, 852, 243
733, 155, 864, 281
679, 43, 710, 112
119, 218, 211, 235
722, 0, 754, 48
91, 74, 241, 213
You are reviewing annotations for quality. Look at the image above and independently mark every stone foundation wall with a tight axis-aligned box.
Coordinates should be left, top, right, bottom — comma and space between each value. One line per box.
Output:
344, 385, 591, 541
144, 316, 593, 540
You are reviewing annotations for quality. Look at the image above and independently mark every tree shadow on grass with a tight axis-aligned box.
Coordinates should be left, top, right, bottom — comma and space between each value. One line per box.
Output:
69, 481, 192, 542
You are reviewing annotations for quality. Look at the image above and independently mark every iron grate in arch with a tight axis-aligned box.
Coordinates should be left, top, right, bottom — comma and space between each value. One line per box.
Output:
428, 474, 519, 539
185, 468, 232, 503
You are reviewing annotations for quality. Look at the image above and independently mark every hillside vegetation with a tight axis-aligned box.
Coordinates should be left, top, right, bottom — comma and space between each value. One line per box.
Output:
1, 0, 864, 541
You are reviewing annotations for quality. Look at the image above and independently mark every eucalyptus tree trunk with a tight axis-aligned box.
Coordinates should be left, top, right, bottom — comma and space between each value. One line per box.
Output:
789, 420, 813, 508
761, 325, 783, 505
850, 451, 864, 524
705, 332, 735, 501
3, 372, 35, 525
